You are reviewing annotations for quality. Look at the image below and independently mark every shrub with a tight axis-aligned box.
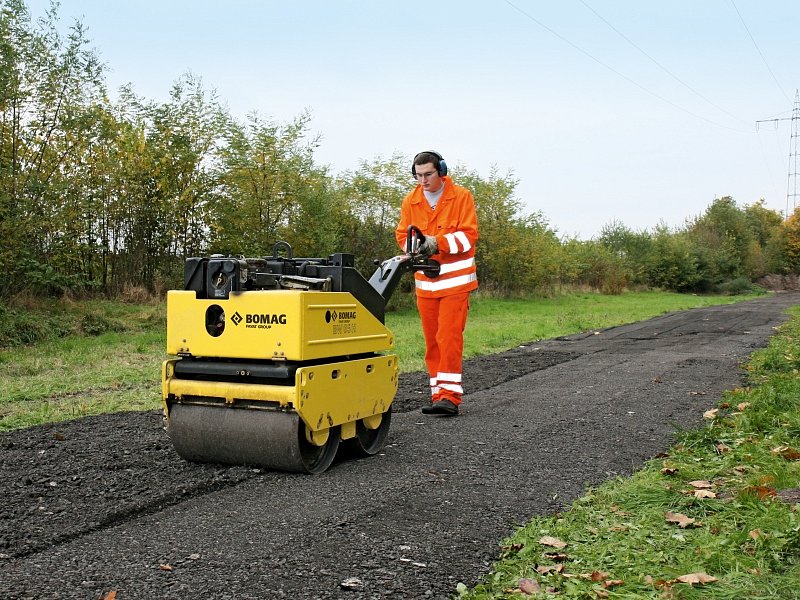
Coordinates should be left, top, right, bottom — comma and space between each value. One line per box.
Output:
715, 277, 766, 295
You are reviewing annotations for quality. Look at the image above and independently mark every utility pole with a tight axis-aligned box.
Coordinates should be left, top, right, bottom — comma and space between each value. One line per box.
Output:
757, 90, 800, 218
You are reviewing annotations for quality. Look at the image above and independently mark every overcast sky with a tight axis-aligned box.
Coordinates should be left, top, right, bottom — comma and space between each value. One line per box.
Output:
25, 0, 800, 239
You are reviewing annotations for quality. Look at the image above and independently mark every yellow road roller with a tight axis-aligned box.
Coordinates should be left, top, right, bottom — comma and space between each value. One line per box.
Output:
162, 232, 437, 474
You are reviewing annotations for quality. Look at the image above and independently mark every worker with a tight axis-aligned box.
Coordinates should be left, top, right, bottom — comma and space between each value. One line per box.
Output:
395, 151, 479, 416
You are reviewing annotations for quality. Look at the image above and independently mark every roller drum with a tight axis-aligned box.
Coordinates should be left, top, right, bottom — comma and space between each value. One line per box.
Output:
168, 403, 339, 474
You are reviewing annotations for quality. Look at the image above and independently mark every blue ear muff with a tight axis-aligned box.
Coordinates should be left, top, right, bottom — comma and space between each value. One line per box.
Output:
412, 150, 447, 177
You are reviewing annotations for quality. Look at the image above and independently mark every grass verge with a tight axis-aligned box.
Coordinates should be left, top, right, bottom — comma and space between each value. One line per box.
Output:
459, 305, 800, 599
0, 291, 761, 431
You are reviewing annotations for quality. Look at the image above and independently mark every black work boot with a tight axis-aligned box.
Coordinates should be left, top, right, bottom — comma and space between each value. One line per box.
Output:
421, 398, 459, 416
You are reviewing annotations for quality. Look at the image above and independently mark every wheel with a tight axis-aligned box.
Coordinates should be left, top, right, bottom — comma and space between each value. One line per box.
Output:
298, 422, 340, 474
348, 407, 392, 456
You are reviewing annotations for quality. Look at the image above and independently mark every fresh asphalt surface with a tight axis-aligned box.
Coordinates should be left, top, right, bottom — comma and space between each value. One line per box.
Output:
1, 292, 798, 599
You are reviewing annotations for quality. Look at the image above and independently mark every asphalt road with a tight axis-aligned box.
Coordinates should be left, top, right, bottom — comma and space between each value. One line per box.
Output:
1, 292, 798, 600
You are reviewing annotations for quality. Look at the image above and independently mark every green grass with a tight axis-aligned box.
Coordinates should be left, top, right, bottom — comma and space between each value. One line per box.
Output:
0, 291, 760, 430
459, 305, 800, 599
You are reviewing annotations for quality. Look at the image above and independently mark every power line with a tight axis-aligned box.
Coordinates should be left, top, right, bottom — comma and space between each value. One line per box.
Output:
501, 0, 749, 133
578, 0, 749, 127
730, 0, 791, 103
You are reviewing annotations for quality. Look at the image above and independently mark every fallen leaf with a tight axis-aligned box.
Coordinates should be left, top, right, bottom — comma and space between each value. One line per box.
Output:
603, 579, 625, 588
749, 529, 764, 540
688, 480, 713, 489
159, 564, 173, 572
772, 446, 800, 461
595, 590, 609, 598
536, 564, 564, 574
652, 377, 662, 384
741, 485, 777, 500
715, 443, 731, 454
101, 593, 117, 600
665, 511, 696, 528
538, 536, 567, 549
518, 578, 541, 594
675, 572, 717, 585
694, 489, 716, 499
661, 466, 679, 475
544, 552, 569, 561
590, 571, 609, 582
736, 402, 750, 411
703, 409, 718, 419
689, 391, 707, 396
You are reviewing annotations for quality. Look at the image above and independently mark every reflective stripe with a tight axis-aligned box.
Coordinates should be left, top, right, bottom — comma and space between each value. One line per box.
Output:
438, 257, 475, 275
439, 382, 464, 394
453, 231, 471, 252
430, 377, 438, 386
444, 233, 458, 253
437, 371, 462, 383
415, 272, 477, 292
430, 385, 441, 397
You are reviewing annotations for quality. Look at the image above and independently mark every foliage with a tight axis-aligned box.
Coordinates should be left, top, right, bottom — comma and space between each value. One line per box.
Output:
1, 1, 797, 302
777, 207, 800, 273
461, 306, 800, 599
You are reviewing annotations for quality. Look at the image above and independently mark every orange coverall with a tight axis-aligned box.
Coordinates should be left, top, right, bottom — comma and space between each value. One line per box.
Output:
395, 176, 479, 406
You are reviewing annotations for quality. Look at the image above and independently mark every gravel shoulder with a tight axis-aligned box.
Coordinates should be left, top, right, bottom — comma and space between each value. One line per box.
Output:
1, 293, 798, 600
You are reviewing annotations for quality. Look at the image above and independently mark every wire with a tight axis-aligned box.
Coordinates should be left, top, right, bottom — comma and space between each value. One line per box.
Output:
730, 0, 791, 103
578, 0, 749, 127
501, 0, 750, 134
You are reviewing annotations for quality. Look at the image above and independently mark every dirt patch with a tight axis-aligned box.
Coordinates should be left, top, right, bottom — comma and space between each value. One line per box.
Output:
756, 274, 800, 291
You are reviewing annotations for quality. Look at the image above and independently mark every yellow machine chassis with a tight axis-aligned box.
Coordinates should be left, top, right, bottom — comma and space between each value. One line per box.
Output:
162, 354, 398, 443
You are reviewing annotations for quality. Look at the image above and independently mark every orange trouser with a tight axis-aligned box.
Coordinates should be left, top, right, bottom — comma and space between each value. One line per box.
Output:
416, 292, 470, 405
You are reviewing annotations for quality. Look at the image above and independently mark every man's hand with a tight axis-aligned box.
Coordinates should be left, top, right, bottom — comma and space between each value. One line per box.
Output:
418, 235, 438, 257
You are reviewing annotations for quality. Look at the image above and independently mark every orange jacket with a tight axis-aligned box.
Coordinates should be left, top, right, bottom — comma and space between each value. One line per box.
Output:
395, 176, 479, 298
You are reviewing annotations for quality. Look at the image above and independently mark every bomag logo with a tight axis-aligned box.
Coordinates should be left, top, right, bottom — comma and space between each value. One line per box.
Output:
235, 313, 287, 329
325, 310, 357, 323
246, 314, 287, 325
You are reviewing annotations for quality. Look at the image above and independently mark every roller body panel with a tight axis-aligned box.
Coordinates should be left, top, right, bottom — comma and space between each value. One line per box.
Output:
166, 290, 394, 360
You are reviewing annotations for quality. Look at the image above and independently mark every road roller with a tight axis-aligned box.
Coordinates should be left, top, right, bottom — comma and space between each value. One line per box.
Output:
162, 231, 437, 474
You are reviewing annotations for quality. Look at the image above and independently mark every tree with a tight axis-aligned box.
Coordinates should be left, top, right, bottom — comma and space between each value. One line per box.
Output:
0, 0, 105, 296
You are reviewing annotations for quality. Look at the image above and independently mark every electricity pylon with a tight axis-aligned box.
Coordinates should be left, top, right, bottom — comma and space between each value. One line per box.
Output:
757, 90, 800, 218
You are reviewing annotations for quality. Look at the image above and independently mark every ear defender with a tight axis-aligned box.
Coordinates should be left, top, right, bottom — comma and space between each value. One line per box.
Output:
412, 151, 447, 177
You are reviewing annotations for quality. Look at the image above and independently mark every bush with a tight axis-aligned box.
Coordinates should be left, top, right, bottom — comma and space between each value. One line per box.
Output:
715, 277, 766, 296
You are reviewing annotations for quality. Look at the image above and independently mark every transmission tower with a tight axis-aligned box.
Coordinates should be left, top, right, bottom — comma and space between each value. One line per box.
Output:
757, 90, 800, 218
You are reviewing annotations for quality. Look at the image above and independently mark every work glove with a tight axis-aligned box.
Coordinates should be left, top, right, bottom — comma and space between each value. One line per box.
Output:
418, 234, 438, 257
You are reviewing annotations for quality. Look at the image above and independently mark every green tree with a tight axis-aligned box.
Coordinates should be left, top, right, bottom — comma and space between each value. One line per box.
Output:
215, 111, 330, 258
645, 227, 702, 292
334, 154, 409, 274
458, 166, 561, 294
686, 196, 755, 285
0, 0, 105, 296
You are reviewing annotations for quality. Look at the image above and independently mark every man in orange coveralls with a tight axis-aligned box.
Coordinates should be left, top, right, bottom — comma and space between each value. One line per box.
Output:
395, 151, 479, 416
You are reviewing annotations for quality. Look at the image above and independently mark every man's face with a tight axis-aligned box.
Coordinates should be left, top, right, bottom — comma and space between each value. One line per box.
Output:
414, 162, 443, 193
